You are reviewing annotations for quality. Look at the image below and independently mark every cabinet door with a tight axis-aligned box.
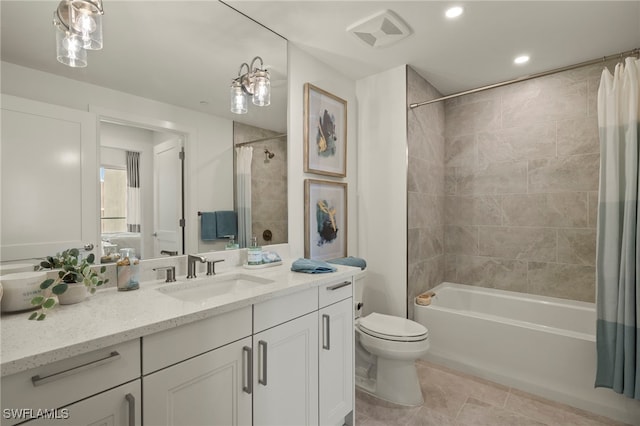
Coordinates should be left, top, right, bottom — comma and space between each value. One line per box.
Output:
253, 312, 319, 426
143, 337, 252, 426
21, 380, 141, 426
319, 298, 354, 426
0, 94, 98, 261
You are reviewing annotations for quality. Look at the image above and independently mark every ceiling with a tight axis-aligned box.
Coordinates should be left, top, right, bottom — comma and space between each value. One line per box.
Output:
228, 1, 640, 97
2, 1, 639, 126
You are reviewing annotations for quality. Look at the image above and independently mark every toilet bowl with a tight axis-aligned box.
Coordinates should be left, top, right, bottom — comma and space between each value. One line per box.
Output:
354, 272, 430, 406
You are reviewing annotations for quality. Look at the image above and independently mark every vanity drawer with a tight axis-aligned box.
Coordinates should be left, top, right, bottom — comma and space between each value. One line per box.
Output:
1, 339, 140, 426
142, 306, 252, 374
319, 277, 353, 308
254, 287, 318, 333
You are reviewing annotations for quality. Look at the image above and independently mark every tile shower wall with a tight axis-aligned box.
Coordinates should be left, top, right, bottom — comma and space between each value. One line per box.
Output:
407, 67, 445, 319
443, 62, 615, 303
233, 122, 288, 246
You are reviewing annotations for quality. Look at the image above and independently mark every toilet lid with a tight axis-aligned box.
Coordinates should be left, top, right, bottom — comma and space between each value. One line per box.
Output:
358, 313, 428, 342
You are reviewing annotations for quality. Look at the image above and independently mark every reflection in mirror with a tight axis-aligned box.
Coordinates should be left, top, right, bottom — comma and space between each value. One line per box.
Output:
233, 123, 288, 248
0, 1, 288, 263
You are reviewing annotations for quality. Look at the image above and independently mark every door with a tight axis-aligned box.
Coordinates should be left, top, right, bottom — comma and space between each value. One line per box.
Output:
319, 298, 354, 426
253, 312, 319, 426
153, 138, 184, 256
25, 380, 141, 426
1, 94, 98, 261
143, 337, 252, 426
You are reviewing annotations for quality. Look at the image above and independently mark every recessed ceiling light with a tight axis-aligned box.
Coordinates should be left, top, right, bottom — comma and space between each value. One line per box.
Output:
445, 6, 464, 19
514, 55, 530, 65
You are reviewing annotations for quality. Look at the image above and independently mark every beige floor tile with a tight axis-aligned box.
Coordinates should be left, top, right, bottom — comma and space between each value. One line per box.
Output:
505, 389, 631, 426
405, 406, 462, 426
456, 398, 547, 426
355, 389, 421, 426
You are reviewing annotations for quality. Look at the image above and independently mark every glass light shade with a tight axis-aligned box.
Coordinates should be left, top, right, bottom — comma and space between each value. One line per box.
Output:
69, 1, 103, 50
55, 25, 87, 67
230, 80, 248, 114
252, 69, 270, 107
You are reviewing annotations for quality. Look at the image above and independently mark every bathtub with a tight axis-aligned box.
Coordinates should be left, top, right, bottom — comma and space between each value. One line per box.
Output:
414, 282, 640, 424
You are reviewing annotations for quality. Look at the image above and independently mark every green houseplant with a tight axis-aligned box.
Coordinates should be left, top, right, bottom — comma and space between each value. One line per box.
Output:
28, 248, 109, 320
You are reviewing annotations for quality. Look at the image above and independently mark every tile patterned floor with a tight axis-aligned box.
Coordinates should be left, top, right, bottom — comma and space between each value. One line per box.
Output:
355, 360, 632, 426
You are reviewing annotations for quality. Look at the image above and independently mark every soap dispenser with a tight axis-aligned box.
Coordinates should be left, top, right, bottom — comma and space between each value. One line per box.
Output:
225, 235, 239, 250
247, 236, 262, 265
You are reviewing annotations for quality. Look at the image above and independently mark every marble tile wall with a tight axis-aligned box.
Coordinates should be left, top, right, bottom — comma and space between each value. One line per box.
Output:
442, 61, 617, 303
233, 122, 288, 246
407, 67, 445, 318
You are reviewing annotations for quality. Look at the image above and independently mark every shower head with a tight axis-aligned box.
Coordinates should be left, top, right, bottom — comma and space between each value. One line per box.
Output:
264, 148, 275, 159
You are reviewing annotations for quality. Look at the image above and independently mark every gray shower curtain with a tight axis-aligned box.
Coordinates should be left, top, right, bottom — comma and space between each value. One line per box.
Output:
595, 56, 640, 399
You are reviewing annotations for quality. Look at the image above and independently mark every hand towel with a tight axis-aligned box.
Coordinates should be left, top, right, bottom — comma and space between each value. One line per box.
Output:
327, 256, 367, 270
291, 258, 337, 274
215, 211, 238, 239
200, 212, 217, 241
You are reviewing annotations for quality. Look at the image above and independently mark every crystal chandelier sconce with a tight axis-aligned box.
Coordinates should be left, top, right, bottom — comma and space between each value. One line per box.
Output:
230, 56, 271, 114
53, 0, 104, 68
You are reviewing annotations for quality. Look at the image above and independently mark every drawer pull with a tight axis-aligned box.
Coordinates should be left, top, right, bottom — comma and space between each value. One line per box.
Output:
242, 346, 253, 394
125, 393, 136, 426
31, 351, 121, 387
322, 314, 331, 350
258, 340, 268, 386
326, 281, 351, 291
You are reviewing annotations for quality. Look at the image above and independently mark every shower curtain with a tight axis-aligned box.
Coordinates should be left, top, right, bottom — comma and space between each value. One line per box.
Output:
595, 56, 640, 399
126, 151, 141, 234
236, 146, 253, 248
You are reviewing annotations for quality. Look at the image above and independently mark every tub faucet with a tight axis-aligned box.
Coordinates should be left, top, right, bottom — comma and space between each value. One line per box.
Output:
187, 255, 207, 279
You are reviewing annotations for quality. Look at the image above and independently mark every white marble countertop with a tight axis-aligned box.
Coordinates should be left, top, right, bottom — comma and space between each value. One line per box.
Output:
1, 260, 358, 377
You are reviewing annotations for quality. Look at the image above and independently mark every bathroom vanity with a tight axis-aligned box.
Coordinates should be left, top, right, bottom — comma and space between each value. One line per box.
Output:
0, 263, 355, 426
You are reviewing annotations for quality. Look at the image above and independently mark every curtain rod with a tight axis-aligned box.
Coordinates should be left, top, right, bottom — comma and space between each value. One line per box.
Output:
236, 133, 287, 146
409, 48, 640, 109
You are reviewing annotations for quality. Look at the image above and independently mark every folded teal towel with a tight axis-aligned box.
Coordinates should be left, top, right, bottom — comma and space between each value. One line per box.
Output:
215, 211, 238, 239
291, 258, 336, 274
327, 256, 367, 270
200, 212, 217, 241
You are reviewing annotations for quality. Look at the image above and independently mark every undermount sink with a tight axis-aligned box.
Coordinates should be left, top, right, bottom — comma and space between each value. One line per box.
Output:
157, 273, 274, 302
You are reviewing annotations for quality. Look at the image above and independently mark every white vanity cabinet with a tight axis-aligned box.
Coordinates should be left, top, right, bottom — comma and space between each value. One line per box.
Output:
253, 288, 319, 426
141, 307, 253, 426
0, 340, 141, 426
318, 280, 354, 426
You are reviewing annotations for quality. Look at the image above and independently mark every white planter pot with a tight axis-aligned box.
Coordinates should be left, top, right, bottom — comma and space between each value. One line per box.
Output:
57, 282, 88, 305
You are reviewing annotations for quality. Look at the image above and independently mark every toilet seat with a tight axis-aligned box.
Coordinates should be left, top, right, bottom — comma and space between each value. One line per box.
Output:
358, 312, 428, 342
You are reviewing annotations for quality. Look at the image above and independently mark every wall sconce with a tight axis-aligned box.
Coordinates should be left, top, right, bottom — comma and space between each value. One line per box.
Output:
53, 0, 104, 68
230, 56, 271, 114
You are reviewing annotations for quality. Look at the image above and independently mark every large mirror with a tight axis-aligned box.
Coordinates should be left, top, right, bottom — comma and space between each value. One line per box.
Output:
0, 1, 287, 263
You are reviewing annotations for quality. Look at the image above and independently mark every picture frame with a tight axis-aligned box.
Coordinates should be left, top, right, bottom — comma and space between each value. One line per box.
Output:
304, 83, 347, 177
304, 179, 347, 260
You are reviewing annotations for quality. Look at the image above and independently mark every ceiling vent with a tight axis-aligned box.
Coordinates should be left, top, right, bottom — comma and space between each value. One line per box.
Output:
347, 10, 412, 48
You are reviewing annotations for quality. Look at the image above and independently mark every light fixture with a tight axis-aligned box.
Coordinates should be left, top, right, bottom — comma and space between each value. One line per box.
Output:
514, 55, 530, 65
53, 0, 104, 68
230, 56, 271, 114
445, 6, 464, 19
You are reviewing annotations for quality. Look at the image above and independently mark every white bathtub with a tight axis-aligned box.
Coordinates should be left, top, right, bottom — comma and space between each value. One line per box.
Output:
414, 282, 640, 424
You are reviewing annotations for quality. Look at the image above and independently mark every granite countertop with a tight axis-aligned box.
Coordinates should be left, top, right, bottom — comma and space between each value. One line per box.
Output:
1, 261, 358, 377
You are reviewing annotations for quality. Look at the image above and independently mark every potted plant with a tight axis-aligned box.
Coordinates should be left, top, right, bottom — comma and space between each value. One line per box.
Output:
28, 248, 109, 320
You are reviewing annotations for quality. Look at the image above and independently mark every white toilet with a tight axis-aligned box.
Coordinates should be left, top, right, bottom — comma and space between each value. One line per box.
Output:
354, 271, 430, 406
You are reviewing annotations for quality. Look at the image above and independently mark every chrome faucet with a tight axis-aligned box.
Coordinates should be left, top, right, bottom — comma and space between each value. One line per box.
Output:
153, 266, 176, 283
187, 255, 207, 279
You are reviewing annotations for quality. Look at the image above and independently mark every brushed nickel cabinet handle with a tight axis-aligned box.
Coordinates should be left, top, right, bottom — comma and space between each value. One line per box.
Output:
258, 340, 268, 386
242, 346, 253, 394
322, 314, 331, 350
326, 281, 351, 291
31, 351, 121, 386
125, 393, 135, 426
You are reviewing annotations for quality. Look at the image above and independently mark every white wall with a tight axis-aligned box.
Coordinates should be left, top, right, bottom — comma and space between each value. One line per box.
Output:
1, 61, 233, 256
287, 44, 358, 259
356, 66, 408, 317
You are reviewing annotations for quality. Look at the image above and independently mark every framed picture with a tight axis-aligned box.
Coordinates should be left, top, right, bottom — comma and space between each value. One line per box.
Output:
304, 83, 347, 177
304, 179, 347, 260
